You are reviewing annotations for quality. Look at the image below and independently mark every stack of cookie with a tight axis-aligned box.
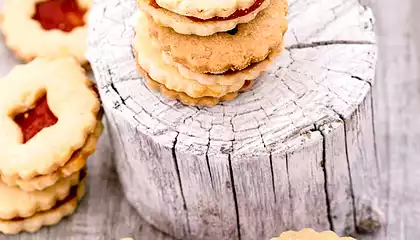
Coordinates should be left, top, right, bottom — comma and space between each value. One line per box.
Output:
134, 0, 288, 106
0, 58, 102, 234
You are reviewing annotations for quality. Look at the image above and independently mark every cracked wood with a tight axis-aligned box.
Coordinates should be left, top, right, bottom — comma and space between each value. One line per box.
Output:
0, 0, 394, 239
85, 0, 379, 238
86, 0, 379, 239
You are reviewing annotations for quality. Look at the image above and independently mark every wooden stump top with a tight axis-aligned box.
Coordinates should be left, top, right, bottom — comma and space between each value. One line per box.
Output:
88, 0, 376, 154
88, 0, 379, 239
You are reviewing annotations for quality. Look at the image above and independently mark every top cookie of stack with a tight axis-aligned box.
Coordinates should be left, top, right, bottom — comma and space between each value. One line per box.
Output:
134, 0, 288, 106
0, 58, 103, 235
138, 0, 274, 36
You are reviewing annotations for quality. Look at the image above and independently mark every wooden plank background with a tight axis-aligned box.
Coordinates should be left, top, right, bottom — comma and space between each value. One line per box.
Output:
0, 0, 419, 239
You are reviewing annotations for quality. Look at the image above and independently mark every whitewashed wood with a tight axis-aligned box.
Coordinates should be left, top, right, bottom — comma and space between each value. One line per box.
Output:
9, 0, 420, 239
175, 139, 238, 239
0, 0, 418, 239
345, 92, 382, 234
369, 0, 420, 239
108, 111, 188, 239
0, 0, 417, 239
317, 118, 356, 235
87, 0, 380, 239
286, 131, 330, 230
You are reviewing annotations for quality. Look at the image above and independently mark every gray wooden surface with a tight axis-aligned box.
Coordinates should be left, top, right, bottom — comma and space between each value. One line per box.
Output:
370, 0, 420, 239
87, 0, 379, 239
0, 0, 419, 239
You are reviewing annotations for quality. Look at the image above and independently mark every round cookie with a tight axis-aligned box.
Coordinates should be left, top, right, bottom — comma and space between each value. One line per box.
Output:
152, 0, 259, 19
1, 120, 103, 191
0, 170, 83, 220
138, 0, 270, 36
0, 58, 100, 180
134, 16, 248, 98
271, 229, 355, 240
148, 0, 288, 74
164, 45, 283, 86
138, 64, 253, 107
0, 179, 86, 235
1, 0, 92, 64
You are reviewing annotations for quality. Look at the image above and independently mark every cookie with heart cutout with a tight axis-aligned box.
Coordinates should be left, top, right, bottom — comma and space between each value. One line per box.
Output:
137, 0, 271, 36
1, 0, 92, 65
1, 119, 103, 191
147, 0, 288, 74
0, 57, 101, 181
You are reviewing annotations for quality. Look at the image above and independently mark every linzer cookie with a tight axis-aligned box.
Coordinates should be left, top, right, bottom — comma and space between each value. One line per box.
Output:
0, 176, 86, 235
138, 64, 251, 107
138, 0, 271, 36
0, 170, 82, 221
162, 44, 283, 86
148, 0, 288, 74
1, 0, 92, 64
1, 121, 103, 191
135, 0, 288, 106
271, 229, 356, 240
134, 19, 248, 99
0, 58, 101, 182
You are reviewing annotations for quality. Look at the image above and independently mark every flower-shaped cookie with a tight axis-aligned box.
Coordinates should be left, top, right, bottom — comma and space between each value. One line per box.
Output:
0, 170, 83, 220
147, 0, 288, 74
134, 14, 248, 99
272, 228, 355, 240
1, 120, 103, 191
0, 57, 100, 180
1, 0, 92, 64
0, 177, 86, 235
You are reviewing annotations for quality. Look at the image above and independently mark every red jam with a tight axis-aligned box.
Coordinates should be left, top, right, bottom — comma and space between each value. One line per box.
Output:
32, 0, 86, 32
150, 0, 265, 22
242, 80, 252, 89
14, 96, 58, 143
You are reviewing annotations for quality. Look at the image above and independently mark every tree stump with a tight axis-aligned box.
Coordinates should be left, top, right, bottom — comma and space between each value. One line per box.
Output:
87, 0, 381, 239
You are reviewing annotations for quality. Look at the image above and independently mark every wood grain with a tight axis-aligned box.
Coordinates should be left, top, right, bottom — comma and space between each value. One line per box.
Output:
1, 0, 418, 239
86, 0, 380, 239
369, 0, 420, 239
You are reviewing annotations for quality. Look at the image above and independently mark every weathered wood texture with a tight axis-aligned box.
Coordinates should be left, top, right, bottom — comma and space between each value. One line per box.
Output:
86, 0, 380, 239
369, 0, 420, 239
1, 0, 418, 239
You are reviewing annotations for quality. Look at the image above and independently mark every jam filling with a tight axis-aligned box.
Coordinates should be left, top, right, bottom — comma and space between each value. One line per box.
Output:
242, 80, 252, 89
32, 0, 86, 32
150, 0, 265, 22
14, 96, 58, 143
